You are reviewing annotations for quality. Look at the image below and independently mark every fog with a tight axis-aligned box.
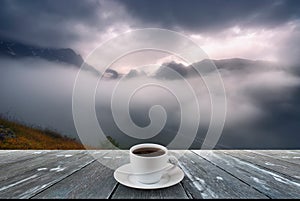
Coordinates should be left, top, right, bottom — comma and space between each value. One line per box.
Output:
0, 58, 79, 138
1, 57, 300, 149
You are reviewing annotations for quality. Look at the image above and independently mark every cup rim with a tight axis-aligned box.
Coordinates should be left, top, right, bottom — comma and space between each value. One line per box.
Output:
130, 143, 167, 159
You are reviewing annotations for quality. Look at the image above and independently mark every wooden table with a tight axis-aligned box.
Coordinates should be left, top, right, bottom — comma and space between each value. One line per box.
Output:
0, 150, 299, 199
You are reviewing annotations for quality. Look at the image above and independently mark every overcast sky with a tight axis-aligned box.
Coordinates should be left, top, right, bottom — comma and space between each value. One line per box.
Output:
1, 0, 300, 62
1, 0, 300, 149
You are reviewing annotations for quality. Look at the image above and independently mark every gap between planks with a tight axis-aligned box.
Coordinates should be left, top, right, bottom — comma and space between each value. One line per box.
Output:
222, 150, 300, 181
192, 150, 300, 198
191, 150, 272, 199
30, 151, 112, 199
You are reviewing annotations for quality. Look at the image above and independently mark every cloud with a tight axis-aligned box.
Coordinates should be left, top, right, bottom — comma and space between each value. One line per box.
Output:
0, 58, 80, 138
275, 20, 300, 66
0, 0, 96, 46
0, 0, 132, 54
1, 0, 300, 149
119, 0, 300, 32
1, 56, 300, 148
1, 0, 300, 63
216, 60, 300, 148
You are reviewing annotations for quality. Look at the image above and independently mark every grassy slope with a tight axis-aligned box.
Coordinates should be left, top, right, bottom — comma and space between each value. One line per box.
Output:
0, 118, 84, 149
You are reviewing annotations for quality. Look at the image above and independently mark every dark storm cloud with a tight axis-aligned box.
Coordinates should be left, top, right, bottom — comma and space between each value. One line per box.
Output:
278, 24, 300, 66
1, 0, 300, 57
0, 0, 102, 47
119, 0, 300, 32
1, 0, 300, 149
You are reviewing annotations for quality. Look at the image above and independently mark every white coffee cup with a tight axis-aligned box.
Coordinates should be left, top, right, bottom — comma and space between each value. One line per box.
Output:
129, 143, 178, 184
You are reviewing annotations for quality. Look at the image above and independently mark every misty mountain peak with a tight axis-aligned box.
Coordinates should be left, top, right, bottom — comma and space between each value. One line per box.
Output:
0, 38, 84, 67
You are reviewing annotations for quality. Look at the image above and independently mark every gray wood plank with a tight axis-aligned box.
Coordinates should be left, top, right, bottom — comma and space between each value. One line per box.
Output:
193, 150, 300, 198
112, 183, 189, 199
249, 150, 300, 166
0, 150, 299, 199
177, 151, 267, 199
92, 150, 130, 171
0, 150, 75, 181
112, 151, 189, 199
223, 150, 300, 180
32, 151, 128, 199
0, 150, 20, 158
0, 151, 101, 199
0, 150, 56, 165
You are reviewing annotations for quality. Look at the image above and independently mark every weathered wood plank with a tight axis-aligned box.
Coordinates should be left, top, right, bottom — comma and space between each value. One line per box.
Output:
0, 151, 101, 199
112, 183, 189, 199
0, 150, 76, 181
93, 150, 130, 171
112, 151, 189, 199
249, 150, 300, 166
178, 151, 267, 199
0, 150, 56, 165
32, 151, 128, 199
223, 150, 300, 180
0, 150, 299, 199
0, 150, 20, 158
193, 150, 300, 198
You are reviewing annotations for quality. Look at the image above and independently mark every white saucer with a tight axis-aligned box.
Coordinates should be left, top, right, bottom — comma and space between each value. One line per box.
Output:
114, 163, 184, 190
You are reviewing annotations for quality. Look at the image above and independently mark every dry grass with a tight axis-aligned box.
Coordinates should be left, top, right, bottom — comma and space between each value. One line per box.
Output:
0, 118, 84, 149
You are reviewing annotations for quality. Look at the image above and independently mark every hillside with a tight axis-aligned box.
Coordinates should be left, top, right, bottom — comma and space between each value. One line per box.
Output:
0, 38, 83, 66
0, 37, 119, 78
0, 118, 84, 149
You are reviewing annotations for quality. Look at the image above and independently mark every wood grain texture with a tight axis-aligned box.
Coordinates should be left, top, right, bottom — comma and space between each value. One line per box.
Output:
0, 150, 57, 165
0, 150, 300, 199
32, 150, 127, 199
193, 150, 300, 199
178, 151, 267, 199
0, 151, 98, 199
249, 150, 300, 166
223, 150, 300, 180
0, 150, 75, 181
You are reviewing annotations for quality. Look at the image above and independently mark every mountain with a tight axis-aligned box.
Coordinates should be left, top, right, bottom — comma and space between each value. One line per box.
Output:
1, 38, 275, 80
0, 38, 119, 78
154, 58, 277, 79
154, 61, 188, 79
196, 58, 274, 71
0, 38, 84, 66
125, 69, 147, 78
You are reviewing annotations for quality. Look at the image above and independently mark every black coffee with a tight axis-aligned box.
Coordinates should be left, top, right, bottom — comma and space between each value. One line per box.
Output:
133, 148, 165, 157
